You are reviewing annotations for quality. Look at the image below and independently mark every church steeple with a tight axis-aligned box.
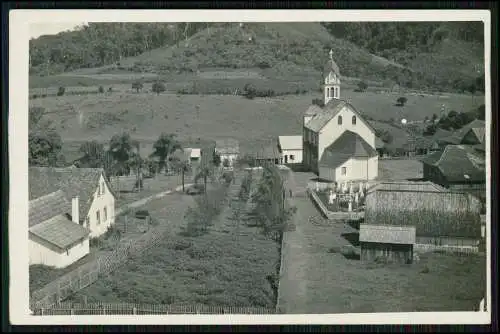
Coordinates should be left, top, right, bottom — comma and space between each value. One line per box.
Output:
323, 49, 341, 105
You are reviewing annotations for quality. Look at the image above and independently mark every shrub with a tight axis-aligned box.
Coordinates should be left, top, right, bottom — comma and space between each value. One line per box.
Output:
152, 81, 166, 95
98, 86, 104, 93
132, 81, 144, 93
356, 81, 368, 92
396, 96, 408, 106
57, 86, 65, 96
108, 87, 113, 93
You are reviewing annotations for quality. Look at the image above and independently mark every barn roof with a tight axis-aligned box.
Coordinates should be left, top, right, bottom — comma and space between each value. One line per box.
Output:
29, 214, 90, 250
359, 224, 416, 244
29, 190, 71, 227
278, 136, 303, 151
364, 190, 482, 238
420, 145, 485, 183
29, 167, 114, 220
366, 181, 447, 194
319, 130, 378, 169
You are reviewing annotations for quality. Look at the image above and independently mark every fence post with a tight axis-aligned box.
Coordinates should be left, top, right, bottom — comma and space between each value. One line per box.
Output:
41, 308, 44, 316
70, 308, 74, 316
133, 307, 137, 315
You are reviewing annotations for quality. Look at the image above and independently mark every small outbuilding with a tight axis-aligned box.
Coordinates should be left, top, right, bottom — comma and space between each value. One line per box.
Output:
359, 224, 416, 264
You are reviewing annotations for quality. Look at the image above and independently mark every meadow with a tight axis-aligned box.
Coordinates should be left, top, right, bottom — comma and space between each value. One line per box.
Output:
30, 74, 484, 161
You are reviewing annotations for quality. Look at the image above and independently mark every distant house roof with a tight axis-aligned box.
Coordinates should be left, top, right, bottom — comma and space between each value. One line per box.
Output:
29, 167, 114, 221
185, 148, 201, 159
251, 141, 281, 160
278, 136, 303, 151
29, 190, 71, 228
461, 127, 486, 145
420, 145, 485, 183
215, 139, 240, 155
319, 130, 378, 169
375, 137, 385, 150
440, 119, 486, 145
367, 181, 447, 194
29, 214, 89, 250
359, 224, 416, 244
365, 190, 482, 239
305, 99, 376, 134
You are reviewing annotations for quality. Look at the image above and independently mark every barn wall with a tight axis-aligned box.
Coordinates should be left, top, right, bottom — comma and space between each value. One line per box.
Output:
360, 242, 413, 264
415, 236, 479, 247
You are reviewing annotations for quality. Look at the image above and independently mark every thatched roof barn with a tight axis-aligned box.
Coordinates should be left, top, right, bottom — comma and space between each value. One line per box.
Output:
364, 190, 482, 239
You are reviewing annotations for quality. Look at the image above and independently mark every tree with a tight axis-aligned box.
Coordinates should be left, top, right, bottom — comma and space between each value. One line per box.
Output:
98, 86, 105, 93
170, 155, 191, 192
29, 107, 65, 166
243, 83, 257, 99
150, 133, 181, 173
423, 124, 437, 136
356, 81, 368, 92
432, 113, 438, 123
222, 158, 230, 168
132, 81, 144, 93
108, 132, 136, 176
468, 83, 477, 106
195, 166, 212, 193
57, 86, 65, 96
78, 141, 105, 167
396, 96, 407, 106
424, 116, 429, 123
152, 81, 166, 95
213, 153, 222, 167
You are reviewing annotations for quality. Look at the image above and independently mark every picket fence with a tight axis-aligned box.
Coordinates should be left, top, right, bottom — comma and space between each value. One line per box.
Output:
31, 228, 165, 309
32, 302, 275, 315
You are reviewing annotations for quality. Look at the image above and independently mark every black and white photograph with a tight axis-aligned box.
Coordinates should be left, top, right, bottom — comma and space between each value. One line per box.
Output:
9, 9, 492, 325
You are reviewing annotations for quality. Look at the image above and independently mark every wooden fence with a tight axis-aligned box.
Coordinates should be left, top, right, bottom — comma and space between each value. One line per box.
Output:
30, 226, 166, 309
307, 188, 365, 221
414, 243, 480, 255
32, 302, 275, 315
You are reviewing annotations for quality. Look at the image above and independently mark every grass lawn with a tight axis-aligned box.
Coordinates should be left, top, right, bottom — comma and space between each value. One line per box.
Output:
67, 172, 280, 309
278, 176, 486, 313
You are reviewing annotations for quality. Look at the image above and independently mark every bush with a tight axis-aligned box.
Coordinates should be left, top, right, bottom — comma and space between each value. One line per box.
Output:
98, 86, 104, 93
396, 96, 408, 106
57, 86, 65, 96
356, 81, 368, 92
132, 81, 144, 93
152, 81, 166, 95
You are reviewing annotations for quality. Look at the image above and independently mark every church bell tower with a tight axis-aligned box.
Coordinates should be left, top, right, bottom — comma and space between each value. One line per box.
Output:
324, 49, 341, 105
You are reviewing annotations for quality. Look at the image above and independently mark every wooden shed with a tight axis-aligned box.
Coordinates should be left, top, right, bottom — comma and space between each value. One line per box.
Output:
359, 224, 416, 264
364, 190, 482, 250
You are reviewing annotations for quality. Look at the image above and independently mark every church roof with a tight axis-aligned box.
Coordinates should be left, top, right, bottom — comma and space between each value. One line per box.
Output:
304, 99, 376, 134
319, 130, 378, 169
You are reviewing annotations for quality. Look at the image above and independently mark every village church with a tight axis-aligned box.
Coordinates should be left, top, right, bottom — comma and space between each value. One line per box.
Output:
302, 50, 379, 182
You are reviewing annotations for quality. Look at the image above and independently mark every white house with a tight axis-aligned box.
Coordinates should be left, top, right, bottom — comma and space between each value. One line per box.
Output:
29, 190, 90, 268
303, 50, 378, 182
215, 139, 240, 168
278, 136, 303, 164
29, 167, 116, 239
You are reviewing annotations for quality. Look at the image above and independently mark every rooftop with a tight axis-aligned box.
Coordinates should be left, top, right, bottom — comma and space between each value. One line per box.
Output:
29, 190, 71, 228
278, 135, 303, 151
359, 224, 416, 245
30, 214, 90, 250
319, 130, 378, 169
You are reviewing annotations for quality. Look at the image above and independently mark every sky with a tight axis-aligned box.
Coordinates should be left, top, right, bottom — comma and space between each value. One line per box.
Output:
29, 22, 87, 39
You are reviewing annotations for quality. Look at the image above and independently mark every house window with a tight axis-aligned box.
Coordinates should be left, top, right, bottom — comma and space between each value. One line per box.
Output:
290, 155, 295, 161
96, 210, 100, 225
352, 116, 357, 125
102, 182, 105, 194
341, 167, 347, 175
338, 116, 343, 125
104, 207, 107, 222
85, 216, 89, 227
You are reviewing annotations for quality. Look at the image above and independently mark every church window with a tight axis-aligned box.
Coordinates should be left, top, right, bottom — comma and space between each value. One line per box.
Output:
352, 116, 357, 125
338, 116, 343, 125
341, 167, 347, 175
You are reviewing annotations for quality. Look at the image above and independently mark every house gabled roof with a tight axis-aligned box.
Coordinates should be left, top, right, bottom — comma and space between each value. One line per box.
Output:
440, 119, 486, 145
29, 167, 114, 220
461, 127, 485, 145
278, 136, 303, 151
364, 190, 482, 239
29, 190, 71, 228
304, 99, 376, 135
29, 214, 90, 250
319, 130, 378, 169
420, 145, 485, 183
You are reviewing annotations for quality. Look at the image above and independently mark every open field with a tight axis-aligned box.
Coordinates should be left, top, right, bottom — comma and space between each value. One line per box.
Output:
278, 172, 486, 313
67, 172, 280, 308
31, 86, 484, 162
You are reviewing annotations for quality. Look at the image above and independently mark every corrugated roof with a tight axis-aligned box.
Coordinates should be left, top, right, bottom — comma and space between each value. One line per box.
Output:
29, 167, 113, 221
364, 190, 482, 238
29, 214, 90, 250
29, 190, 71, 227
215, 139, 240, 154
420, 145, 485, 183
367, 181, 447, 194
278, 136, 303, 151
359, 224, 416, 244
319, 130, 378, 169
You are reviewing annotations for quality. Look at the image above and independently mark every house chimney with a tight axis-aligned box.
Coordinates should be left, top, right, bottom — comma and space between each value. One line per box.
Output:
72, 196, 79, 224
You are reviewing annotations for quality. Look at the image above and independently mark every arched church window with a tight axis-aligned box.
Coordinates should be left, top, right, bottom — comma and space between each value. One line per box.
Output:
352, 116, 357, 125
338, 115, 343, 125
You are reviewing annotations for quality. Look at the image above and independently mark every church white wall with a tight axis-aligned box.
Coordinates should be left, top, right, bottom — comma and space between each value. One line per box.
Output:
319, 156, 378, 182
